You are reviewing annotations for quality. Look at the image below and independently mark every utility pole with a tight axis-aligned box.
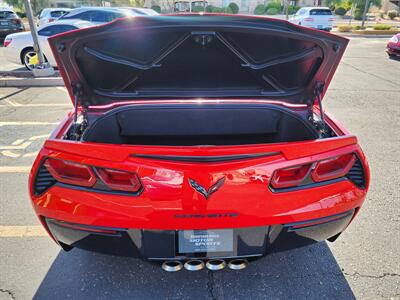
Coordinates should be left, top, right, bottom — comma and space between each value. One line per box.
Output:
23, 0, 54, 76
361, 0, 370, 28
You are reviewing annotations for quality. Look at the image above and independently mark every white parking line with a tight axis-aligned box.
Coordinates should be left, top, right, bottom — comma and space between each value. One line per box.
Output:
0, 100, 70, 107
0, 226, 47, 237
0, 166, 31, 173
0, 122, 58, 127
1, 151, 21, 158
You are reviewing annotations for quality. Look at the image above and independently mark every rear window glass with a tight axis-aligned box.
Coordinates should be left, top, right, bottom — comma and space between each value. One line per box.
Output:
50, 11, 68, 18
310, 9, 332, 15
0, 11, 16, 19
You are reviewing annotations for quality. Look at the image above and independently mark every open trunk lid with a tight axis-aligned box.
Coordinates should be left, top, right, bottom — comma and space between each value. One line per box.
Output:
49, 14, 348, 107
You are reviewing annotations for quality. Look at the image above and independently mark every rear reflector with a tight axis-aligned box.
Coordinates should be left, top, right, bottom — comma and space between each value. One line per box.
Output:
271, 164, 312, 189
4, 38, 12, 47
311, 153, 356, 182
95, 167, 142, 192
44, 158, 96, 187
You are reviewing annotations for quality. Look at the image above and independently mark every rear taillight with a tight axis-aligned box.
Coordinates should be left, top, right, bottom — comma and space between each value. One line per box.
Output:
40, 158, 142, 194
44, 158, 96, 187
311, 153, 356, 182
48, 18, 55, 22
271, 164, 312, 189
4, 37, 12, 47
304, 18, 314, 22
270, 153, 359, 190
95, 167, 142, 193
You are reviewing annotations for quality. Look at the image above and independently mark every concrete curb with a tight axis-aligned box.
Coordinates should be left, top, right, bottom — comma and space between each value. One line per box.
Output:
0, 77, 64, 87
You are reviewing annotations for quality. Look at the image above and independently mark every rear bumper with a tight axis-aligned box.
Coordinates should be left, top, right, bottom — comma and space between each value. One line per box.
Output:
44, 209, 356, 260
387, 46, 400, 57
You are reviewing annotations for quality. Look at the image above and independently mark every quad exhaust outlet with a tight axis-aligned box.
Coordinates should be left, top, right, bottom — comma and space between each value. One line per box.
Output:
205, 259, 226, 271
184, 260, 205, 271
161, 259, 248, 271
227, 259, 248, 270
161, 261, 183, 272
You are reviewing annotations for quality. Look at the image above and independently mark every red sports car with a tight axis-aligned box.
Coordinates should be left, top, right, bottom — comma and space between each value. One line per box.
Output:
29, 15, 369, 272
387, 33, 400, 58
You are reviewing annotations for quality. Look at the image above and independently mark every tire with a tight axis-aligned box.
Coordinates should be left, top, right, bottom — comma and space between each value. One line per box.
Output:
21, 48, 37, 71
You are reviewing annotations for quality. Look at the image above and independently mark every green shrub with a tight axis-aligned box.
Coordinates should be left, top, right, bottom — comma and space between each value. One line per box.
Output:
211, 6, 224, 12
16, 11, 26, 18
353, 25, 365, 30
338, 25, 353, 32
387, 10, 398, 20
287, 5, 300, 14
254, 4, 266, 15
266, 2, 282, 11
354, 8, 362, 20
228, 2, 239, 14
151, 5, 161, 13
334, 7, 347, 16
205, 5, 214, 12
265, 7, 278, 15
373, 24, 392, 30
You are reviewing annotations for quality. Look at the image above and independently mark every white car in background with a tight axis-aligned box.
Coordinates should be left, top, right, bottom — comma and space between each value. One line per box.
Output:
38, 8, 71, 27
289, 7, 334, 32
3, 20, 93, 70
57, 6, 157, 24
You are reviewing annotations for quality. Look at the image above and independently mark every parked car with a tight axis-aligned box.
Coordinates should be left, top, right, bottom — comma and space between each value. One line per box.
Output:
0, 8, 24, 39
38, 8, 71, 27
57, 6, 155, 24
3, 20, 93, 70
289, 7, 334, 32
386, 33, 400, 58
28, 16, 370, 271
122, 7, 159, 16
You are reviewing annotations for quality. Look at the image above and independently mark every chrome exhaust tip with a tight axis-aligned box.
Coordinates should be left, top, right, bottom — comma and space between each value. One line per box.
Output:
184, 260, 205, 271
205, 259, 226, 271
228, 259, 248, 270
162, 261, 183, 272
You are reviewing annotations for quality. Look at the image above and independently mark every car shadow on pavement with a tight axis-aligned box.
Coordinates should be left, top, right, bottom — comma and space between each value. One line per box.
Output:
33, 241, 354, 300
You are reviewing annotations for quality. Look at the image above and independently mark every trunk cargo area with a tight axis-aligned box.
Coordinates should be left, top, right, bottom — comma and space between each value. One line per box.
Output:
81, 104, 319, 146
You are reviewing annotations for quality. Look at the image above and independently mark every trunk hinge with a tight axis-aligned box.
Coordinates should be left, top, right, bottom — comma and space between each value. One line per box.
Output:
69, 83, 87, 140
310, 81, 327, 136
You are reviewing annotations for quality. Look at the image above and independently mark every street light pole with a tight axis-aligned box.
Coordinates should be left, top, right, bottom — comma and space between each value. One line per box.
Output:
23, 0, 45, 66
361, 0, 370, 28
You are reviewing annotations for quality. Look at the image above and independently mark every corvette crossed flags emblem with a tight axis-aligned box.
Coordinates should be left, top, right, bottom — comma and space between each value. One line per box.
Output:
189, 177, 225, 200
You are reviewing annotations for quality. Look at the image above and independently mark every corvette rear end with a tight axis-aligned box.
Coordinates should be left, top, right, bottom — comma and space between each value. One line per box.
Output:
29, 15, 369, 270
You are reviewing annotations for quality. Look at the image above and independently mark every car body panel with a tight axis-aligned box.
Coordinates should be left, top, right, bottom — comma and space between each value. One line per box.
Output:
387, 34, 400, 57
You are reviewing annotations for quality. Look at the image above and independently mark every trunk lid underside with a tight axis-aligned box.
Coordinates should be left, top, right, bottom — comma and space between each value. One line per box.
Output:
49, 15, 348, 107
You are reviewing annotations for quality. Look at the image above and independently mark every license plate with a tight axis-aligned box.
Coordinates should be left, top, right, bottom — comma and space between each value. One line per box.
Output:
1, 22, 8, 26
178, 229, 233, 253
317, 25, 323, 28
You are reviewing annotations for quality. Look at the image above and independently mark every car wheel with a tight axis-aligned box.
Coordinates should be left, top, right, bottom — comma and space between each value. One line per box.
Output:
22, 48, 37, 71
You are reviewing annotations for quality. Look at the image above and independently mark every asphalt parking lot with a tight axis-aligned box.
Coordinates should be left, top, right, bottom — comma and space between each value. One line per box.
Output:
0, 36, 399, 300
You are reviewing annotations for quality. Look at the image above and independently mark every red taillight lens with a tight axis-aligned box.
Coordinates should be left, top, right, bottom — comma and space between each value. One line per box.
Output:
304, 18, 314, 22
48, 18, 55, 22
271, 164, 312, 189
44, 158, 96, 187
4, 37, 12, 47
95, 168, 142, 193
311, 153, 356, 182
